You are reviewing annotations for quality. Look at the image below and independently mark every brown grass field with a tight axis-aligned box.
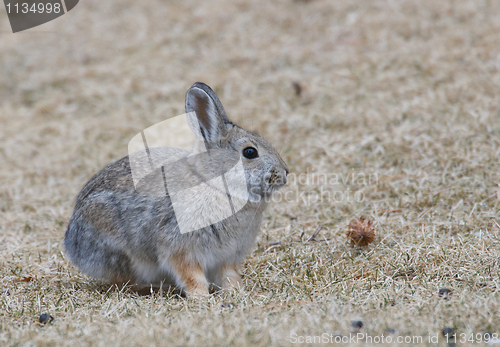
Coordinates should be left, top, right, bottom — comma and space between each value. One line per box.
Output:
1, 0, 500, 346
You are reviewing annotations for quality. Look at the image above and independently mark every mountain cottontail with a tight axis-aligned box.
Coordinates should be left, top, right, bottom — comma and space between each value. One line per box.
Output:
64, 82, 288, 296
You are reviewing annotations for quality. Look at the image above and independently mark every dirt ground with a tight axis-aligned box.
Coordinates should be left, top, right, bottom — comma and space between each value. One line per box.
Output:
1, 0, 500, 346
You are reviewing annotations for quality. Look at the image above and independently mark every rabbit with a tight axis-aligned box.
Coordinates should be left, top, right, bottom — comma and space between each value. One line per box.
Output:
64, 82, 289, 296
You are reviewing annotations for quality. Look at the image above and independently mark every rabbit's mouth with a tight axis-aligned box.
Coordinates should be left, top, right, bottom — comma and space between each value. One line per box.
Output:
246, 168, 288, 203
269, 168, 288, 187
263, 169, 288, 192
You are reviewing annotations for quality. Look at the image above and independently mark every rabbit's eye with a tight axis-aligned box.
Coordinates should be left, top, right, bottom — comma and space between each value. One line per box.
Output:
243, 147, 259, 159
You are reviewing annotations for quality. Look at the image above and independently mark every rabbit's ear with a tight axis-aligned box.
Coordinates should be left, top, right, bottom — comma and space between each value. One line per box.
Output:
185, 82, 229, 143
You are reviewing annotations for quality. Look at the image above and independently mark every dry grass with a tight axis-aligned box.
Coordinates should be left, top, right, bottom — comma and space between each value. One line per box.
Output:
1, 0, 500, 345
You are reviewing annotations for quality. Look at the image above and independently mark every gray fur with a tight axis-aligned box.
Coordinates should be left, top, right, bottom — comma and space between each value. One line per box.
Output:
64, 82, 288, 295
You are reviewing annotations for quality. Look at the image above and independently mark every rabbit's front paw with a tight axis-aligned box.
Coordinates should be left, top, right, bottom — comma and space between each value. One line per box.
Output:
220, 265, 243, 291
170, 258, 210, 297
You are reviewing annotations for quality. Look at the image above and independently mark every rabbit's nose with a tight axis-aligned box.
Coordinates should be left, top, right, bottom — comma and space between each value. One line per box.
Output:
281, 169, 288, 185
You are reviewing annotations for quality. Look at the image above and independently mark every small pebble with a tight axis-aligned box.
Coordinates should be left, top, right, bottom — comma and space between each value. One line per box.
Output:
442, 327, 454, 337
291, 81, 302, 97
221, 302, 235, 309
386, 328, 396, 334
351, 321, 363, 329
438, 288, 453, 299
39, 313, 53, 324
